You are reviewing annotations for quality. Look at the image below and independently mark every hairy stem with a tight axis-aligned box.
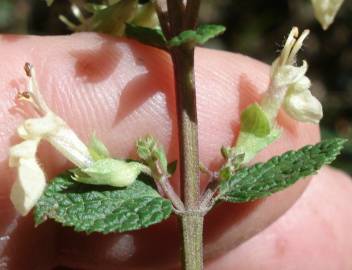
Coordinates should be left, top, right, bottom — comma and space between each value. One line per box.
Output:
159, 176, 185, 211
171, 46, 200, 211
155, 1, 204, 269
171, 45, 203, 269
181, 214, 204, 270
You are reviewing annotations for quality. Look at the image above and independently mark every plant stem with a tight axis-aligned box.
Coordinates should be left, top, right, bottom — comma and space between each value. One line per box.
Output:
171, 46, 200, 211
167, 0, 184, 35
155, 1, 204, 269
171, 29, 203, 270
184, 0, 201, 28
181, 214, 204, 270
159, 176, 185, 211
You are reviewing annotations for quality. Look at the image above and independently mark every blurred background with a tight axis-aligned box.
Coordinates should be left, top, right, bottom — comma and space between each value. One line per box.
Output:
0, 0, 351, 173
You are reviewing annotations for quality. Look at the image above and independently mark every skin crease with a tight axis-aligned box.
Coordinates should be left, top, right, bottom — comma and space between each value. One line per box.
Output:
0, 33, 351, 270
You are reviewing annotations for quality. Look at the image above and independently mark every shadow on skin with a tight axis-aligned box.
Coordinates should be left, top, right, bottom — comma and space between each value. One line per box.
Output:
70, 36, 122, 84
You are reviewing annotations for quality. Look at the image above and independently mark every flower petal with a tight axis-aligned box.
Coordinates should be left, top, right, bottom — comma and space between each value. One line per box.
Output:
48, 126, 93, 168
273, 61, 308, 88
9, 139, 40, 167
284, 89, 323, 124
18, 112, 93, 168
10, 158, 47, 216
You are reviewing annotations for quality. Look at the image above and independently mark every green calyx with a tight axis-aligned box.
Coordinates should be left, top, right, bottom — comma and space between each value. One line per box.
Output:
136, 135, 169, 178
72, 158, 148, 188
240, 103, 271, 137
222, 103, 281, 167
88, 134, 110, 161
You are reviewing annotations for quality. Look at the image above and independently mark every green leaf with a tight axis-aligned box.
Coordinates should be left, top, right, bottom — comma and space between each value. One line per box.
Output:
219, 138, 346, 203
168, 24, 226, 47
125, 24, 167, 49
88, 135, 110, 160
35, 173, 173, 233
240, 103, 271, 137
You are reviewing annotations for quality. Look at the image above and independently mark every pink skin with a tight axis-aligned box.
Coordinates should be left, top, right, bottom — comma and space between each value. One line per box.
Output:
0, 33, 351, 269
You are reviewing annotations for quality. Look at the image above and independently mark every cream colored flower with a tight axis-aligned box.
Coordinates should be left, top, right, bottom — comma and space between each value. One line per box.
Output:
261, 27, 323, 124
311, 0, 345, 30
10, 63, 146, 215
9, 63, 94, 216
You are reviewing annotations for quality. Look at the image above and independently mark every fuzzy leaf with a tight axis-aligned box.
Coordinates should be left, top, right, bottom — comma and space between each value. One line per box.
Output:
125, 24, 167, 49
219, 138, 346, 203
35, 173, 173, 233
168, 24, 226, 47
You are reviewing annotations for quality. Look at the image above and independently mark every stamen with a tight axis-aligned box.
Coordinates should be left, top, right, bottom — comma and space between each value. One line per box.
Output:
287, 29, 310, 64
278, 27, 299, 68
22, 63, 51, 115
16, 91, 42, 114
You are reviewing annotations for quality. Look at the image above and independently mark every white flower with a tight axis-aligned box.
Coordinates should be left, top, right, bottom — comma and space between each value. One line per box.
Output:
19, 64, 93, 168
261, 27, 323, 124
311, 0, 345, 30
10, 63, 145, 215
9, 63, 94, 216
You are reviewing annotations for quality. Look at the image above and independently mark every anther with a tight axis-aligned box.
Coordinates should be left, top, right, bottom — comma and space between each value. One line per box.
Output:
20, 91, 31, 99
24, 63, 33, 77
